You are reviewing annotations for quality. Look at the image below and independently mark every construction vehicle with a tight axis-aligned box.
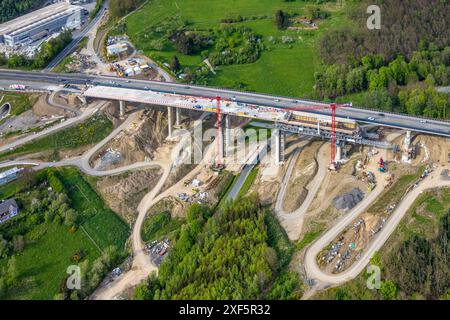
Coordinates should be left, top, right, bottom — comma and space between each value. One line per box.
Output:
421, 169, 429, 179
378, 157, 386, 173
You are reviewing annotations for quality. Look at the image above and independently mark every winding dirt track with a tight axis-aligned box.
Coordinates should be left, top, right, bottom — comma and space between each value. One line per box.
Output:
303, 169, 450, 288
0, 97, 213, 299
3, 114, 448, 298
274, 142, 328, 241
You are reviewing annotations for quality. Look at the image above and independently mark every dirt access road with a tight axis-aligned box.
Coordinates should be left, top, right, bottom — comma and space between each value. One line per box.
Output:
0, 99, 104, 154
91, 114, 212, 299
275, 141, 328, 241
303, 168, 450, 291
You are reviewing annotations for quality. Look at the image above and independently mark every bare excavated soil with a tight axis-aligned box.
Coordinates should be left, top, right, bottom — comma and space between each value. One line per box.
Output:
283, 141, 322, 213
33, 94, 66, 117
95, 168, 163, 223
91, 109, 168, 170
302, 146, 369, 236
412, 135, 450, 165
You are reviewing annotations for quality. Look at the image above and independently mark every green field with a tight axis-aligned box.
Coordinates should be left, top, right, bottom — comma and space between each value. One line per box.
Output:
0, 93, 38, 120
56, 167, 130, 249
237, 166, 259, 199
0, 114, 113, 161
0, 168, 129, 299
124, 0, 353, 97
0, 223, 101, 300
141, 211, 184, 243
368, 167, 424, 215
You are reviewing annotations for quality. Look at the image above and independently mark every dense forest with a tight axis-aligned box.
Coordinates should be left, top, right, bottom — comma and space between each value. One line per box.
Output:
0, 0, 47, 23
320, 0, 450, 64
315, 0, 450, 119
384, 211, 450, 299
134, 195, 302, 300
315, 47, 450, 118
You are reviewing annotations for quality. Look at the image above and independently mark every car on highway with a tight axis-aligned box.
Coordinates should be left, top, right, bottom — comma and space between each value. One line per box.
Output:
420, 119, 427, 124
274, 99, 280, 102
367, 117, 375, 121
378, 113, 385, 117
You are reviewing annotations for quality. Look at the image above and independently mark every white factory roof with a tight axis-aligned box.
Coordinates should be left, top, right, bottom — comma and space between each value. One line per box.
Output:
0, 2, 81, 36
0, 167, 21, 179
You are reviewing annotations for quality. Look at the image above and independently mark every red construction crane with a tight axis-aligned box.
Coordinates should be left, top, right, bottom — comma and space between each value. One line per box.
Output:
282, 103, 351, 168
213, 96, 350, 168
215, 96, 222, 167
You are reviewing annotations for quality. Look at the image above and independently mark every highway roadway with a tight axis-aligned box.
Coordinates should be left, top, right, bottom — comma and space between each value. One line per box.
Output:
1, 69, 449, 138
43, 1, 108, 72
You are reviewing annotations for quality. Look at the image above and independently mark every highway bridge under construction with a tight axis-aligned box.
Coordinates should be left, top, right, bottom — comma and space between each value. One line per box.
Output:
1, 69, 449, 165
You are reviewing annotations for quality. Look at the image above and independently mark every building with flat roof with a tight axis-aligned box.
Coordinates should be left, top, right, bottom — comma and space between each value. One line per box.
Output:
0, 2, 85, 49
0, 167, 23, 186
107, 42, 128, 56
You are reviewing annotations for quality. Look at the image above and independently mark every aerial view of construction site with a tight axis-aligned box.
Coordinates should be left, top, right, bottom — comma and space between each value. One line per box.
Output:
0, 0, 449, 311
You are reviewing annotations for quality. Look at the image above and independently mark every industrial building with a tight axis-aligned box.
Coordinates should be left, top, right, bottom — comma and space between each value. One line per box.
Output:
106, 43, 129, 56
0, 2, 86, 49
0, 167, 23, 186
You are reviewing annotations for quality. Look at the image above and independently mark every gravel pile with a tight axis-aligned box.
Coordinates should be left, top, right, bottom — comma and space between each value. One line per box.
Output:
333, 188, 365, 211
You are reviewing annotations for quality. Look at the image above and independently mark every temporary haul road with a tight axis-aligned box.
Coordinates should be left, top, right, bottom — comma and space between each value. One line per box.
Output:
304, 170, 450, 288
0, 69, 449, 138
1, 68, 450, 298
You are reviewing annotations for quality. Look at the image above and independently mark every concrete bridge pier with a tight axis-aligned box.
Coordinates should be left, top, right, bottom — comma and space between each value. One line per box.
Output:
404, 130, 412, 147
273, 129, 286, 165
119, 100, 125, 118
223, 115, 232, 157
335, 140, 343, 163
402, 130, 413, 163
167, 106, 173, 138
176, 107, 181, 126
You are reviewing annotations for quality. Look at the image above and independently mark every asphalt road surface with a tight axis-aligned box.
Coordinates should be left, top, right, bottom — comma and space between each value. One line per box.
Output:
1, 69, 449, 137
43, 2, 108, 72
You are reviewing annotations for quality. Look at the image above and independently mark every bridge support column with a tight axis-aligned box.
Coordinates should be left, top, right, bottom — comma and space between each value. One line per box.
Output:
404, 130, 412, 147
335, 141, 343, 163
223, 115, 231, 157
402, 130, 413, 163
176, 108, 181, 126
273, 129, 285, 165
119, 100, 125, 118
167, 106, 173, 138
